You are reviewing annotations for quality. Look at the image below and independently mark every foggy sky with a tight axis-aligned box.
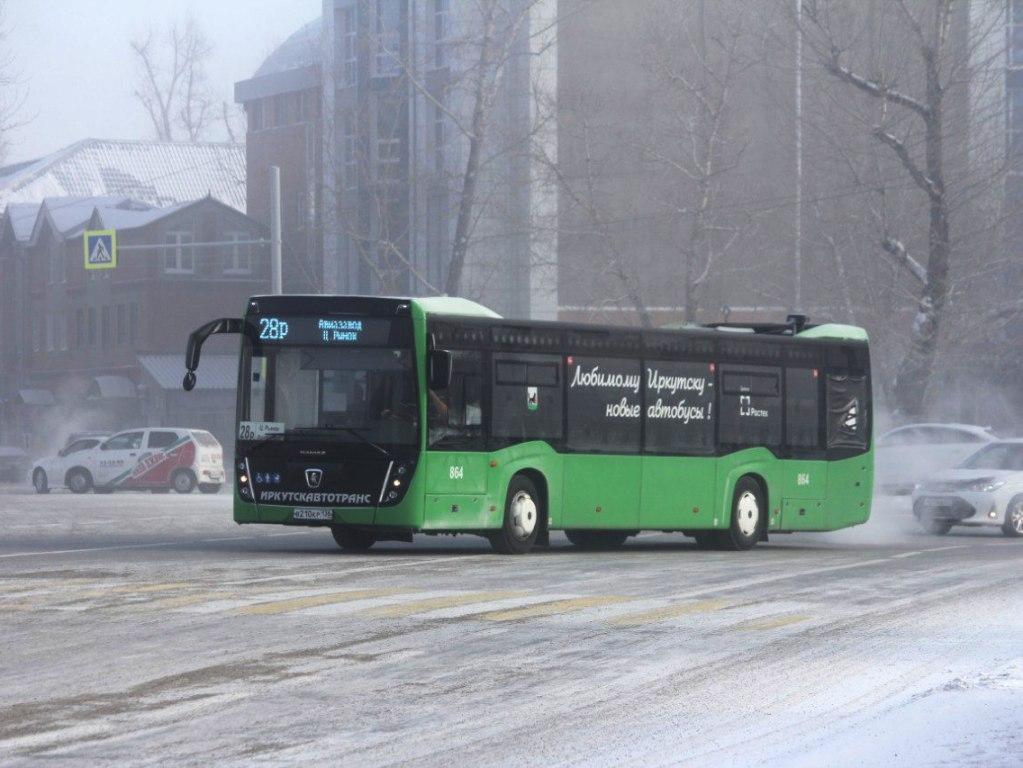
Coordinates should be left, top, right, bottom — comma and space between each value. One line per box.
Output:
3, 0, 320, 165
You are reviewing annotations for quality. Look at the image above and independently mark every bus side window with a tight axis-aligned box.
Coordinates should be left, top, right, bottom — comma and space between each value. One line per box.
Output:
491, 353, 563, 444
785, 368, 820, 449
643, 360, 715, 454
826, 373, 870, 450
429, 351, 484, 449
719, 365, 782, 448
565, 356, 641, 453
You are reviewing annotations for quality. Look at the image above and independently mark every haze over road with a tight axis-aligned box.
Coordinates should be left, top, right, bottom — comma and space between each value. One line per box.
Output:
0, 492, 1020, 766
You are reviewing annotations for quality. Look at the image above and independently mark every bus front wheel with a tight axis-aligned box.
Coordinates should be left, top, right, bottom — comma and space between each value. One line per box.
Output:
331, 526, 377, 552
719, 477, 766, 551
490, 475, 541, 555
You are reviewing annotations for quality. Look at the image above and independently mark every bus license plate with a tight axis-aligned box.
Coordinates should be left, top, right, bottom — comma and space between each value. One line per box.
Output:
293, 508, 332, 521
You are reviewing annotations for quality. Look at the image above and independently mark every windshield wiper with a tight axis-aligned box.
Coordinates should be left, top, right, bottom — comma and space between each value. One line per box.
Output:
290, 426, 392, 460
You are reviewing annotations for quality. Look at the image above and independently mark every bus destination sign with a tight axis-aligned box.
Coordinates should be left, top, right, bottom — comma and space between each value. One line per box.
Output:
254, 316, 395, 346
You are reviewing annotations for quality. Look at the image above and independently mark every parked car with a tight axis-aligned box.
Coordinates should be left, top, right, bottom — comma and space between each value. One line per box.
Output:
912, 440, 1023, 537
0, 446, 28, 483
875, 423, 997, 494
30, 435, 108, 493
31, 428, 224, 494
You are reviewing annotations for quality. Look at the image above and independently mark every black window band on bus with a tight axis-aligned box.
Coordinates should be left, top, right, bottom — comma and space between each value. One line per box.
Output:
491, 353, 564, 442
826, 373, 870, 450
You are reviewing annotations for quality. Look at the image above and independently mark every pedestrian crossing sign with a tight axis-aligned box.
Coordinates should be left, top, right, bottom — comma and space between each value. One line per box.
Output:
84, 230, 117, 270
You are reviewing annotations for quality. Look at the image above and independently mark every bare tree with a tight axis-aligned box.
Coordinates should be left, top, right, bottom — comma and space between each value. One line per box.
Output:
322, 0, 557, 308
797, 0, 1008, 417
129, 17, 214, 142
0, 1, 28, 164
640, 0, 762, 323
537, 0, 779, 328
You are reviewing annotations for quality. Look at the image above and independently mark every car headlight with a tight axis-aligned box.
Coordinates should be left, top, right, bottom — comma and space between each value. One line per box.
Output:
968, 479, 1005, 493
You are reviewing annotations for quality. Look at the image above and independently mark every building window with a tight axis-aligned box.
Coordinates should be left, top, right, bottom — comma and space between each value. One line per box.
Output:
101, 305, 111, 349
273, 94, 289, 127
375, 0, 402, 76
338, 7, 357, 86
116, 304, 126, 346
377, 100, 402, 173
434, 0, 449, 68
1009, 78, 1023, 172
164, 232, 195, 273
87, 307, 96, 348
248, 100, 264, 132
76, 308, 85, 349
1012, 1, 1023, 66
343, 111, 358, 188
433, 102, 445, 171
128, 302, 139, 346
224, 232, 252, 275
49, 245, 62, 285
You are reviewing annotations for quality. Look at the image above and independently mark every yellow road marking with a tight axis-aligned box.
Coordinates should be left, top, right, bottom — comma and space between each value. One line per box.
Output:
234, 588, 410, 616
362, 591, 524, 618
481, 595, 632, 622
732, 614, 810, 631
78, 582, 192, 598
609, 599, 730, 627
0, 601, 34, 612
143, 592, 238, 610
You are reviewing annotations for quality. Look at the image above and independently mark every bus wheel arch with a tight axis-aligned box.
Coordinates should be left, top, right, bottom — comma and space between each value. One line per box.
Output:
722, 474, 768, 550
515, 468, 549, 546
746, 472, 770, 533
490, 472, 545, 554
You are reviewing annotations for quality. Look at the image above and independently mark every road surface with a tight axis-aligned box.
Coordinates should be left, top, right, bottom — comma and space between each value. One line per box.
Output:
0, 490, 1020, 766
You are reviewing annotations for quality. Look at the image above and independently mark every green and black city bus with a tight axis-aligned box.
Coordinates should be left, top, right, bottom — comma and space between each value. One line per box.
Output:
183, 295, 872, 553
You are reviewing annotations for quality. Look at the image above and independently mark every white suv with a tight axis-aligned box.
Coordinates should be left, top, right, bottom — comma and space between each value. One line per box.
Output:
33, 428, 224, 494
912, 440, 1023, 537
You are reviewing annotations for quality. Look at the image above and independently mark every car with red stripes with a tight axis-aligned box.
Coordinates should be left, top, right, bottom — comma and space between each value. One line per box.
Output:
32, 428, 224, 494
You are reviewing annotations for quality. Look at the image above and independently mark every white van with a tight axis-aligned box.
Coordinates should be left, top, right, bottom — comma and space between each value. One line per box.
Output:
32, 428, 224, 494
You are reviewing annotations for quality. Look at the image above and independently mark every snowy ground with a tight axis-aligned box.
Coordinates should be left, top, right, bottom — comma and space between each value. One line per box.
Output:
0, 490, 1019, 766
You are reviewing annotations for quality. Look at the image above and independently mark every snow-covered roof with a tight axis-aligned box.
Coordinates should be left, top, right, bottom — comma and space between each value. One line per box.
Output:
0, 139, 246, 213
138, 354, 238, 391
93, 199, 194, 232
255, 18, 321, 78
32, 195, 131, 240
236, 18, 322, 103
4, 202, 41, 242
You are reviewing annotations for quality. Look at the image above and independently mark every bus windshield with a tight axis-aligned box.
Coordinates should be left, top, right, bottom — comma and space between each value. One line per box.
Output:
242, 343, 419, 447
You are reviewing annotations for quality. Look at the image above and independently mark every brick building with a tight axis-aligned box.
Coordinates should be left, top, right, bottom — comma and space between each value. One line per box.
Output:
0, 195, 268, 455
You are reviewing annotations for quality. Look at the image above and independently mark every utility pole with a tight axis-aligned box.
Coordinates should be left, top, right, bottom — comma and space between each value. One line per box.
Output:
794, 0, 803, 311
270, 165, 283, 294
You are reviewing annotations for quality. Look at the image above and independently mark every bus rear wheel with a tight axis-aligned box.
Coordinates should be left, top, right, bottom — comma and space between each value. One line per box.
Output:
331, 526, 376, 552
719, 477, 766, 551
490, 475, 541, 554
565, 530, 629, 550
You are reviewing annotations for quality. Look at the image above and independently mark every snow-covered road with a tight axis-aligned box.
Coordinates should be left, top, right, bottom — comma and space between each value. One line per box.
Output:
0, 492, 1019, 766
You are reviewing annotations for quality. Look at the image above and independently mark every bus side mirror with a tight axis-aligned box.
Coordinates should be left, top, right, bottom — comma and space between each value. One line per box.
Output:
183, 317, 243, 391
428, 350, 453, 390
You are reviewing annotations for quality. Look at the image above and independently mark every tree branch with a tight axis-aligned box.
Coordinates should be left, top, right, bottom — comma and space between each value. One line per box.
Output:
872, 126, 941, 200
881, 235, 928, 285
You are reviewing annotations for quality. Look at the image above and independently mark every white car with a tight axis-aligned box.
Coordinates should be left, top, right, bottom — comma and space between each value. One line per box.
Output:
32, 428, 224, 495
875, 423, 997, 494
912, 440, 1023, 537
31, 435, 107, 493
